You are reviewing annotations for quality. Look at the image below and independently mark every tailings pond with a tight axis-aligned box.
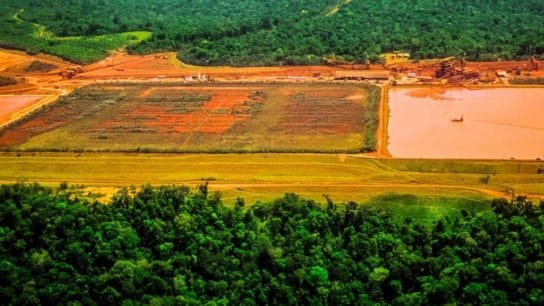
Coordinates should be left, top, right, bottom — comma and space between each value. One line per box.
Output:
388, 87, 544, 159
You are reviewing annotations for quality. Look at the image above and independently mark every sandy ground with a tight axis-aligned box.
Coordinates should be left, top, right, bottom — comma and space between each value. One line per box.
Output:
80, 52, 342, 80
0, 95, 43, 125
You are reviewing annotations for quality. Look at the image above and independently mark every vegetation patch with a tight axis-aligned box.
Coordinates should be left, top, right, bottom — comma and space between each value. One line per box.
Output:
0, 8, 151, 64
0, 77, 17, 87
365, 193, 488, 226
361, 85, 380, 152
510, 77, 544, 85
24, 60, 58, 72
0, 83, 375, 153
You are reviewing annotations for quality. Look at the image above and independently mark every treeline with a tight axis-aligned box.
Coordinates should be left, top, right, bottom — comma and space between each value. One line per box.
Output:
2, 0, 544, 65
361, 86, 380, 152
0, 183, 543, 305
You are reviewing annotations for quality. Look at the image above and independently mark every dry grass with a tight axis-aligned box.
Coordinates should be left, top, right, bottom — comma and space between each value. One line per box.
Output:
1, 152, 542, 205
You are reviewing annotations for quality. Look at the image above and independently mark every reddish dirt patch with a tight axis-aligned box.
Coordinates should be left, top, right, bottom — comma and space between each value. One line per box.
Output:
0, 49, 34, 72
97, 86, 262, 135
0, 96, 43, 124
201, 89, 254, 110
172, 113, 249, 133
0, 83, 38, 95
0, 114, 64, 146
83, 52, 180, 77
77, 51, 339, 80
138, 87, 155, 97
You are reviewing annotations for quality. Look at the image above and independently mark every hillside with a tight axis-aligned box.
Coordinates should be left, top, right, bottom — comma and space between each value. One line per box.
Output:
1, 0, 544, 65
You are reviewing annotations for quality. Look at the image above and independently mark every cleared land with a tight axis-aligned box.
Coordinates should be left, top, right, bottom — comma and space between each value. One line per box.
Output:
0, 95, 42, 123
0, 83, 373, 152
0, 48, 542, 222
1, 152, 543, 212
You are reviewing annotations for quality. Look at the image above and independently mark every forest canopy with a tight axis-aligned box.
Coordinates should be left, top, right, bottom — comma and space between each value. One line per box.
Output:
1, 0, 544, 65
0, 183, 543, 305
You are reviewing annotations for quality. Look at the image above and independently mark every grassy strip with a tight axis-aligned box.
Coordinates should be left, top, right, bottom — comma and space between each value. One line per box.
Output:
361, 85, 380, 152
510, 77, 544, 85
2, 152, 542, 209
1, 147, 366, 154
365, 192, 488, 226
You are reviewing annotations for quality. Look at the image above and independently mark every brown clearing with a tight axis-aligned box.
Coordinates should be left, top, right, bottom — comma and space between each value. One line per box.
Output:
79, 52, 340, 80
0, 51, 30, 72
117, 87, 258, 133
0, 96, 43, 124
1, 48, 544, 156
0, 48, 71, 77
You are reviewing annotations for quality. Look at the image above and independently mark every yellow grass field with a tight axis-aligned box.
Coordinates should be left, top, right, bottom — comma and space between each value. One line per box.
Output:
1, 152, 542, 205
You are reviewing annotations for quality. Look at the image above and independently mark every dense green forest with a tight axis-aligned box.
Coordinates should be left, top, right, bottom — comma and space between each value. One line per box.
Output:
0, 183, 543, 305
1, 0, 544, 65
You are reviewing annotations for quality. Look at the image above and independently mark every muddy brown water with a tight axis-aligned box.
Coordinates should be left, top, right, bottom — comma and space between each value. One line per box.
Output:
388, 87, 544, 160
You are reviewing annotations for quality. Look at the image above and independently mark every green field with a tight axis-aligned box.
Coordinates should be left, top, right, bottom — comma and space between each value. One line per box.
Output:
1, 153, 542, 217
0, 83, 377, 153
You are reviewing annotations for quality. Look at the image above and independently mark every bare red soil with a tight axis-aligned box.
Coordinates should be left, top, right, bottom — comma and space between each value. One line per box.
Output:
0, 96, 43, 124
78, 52, 341, 80
100, 86, 261, 134
0, 116, 58, 147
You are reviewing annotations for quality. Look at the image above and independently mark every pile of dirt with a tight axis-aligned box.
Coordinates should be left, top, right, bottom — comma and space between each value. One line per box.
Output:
24, 60, 58, 73
0, 76, 17, 87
